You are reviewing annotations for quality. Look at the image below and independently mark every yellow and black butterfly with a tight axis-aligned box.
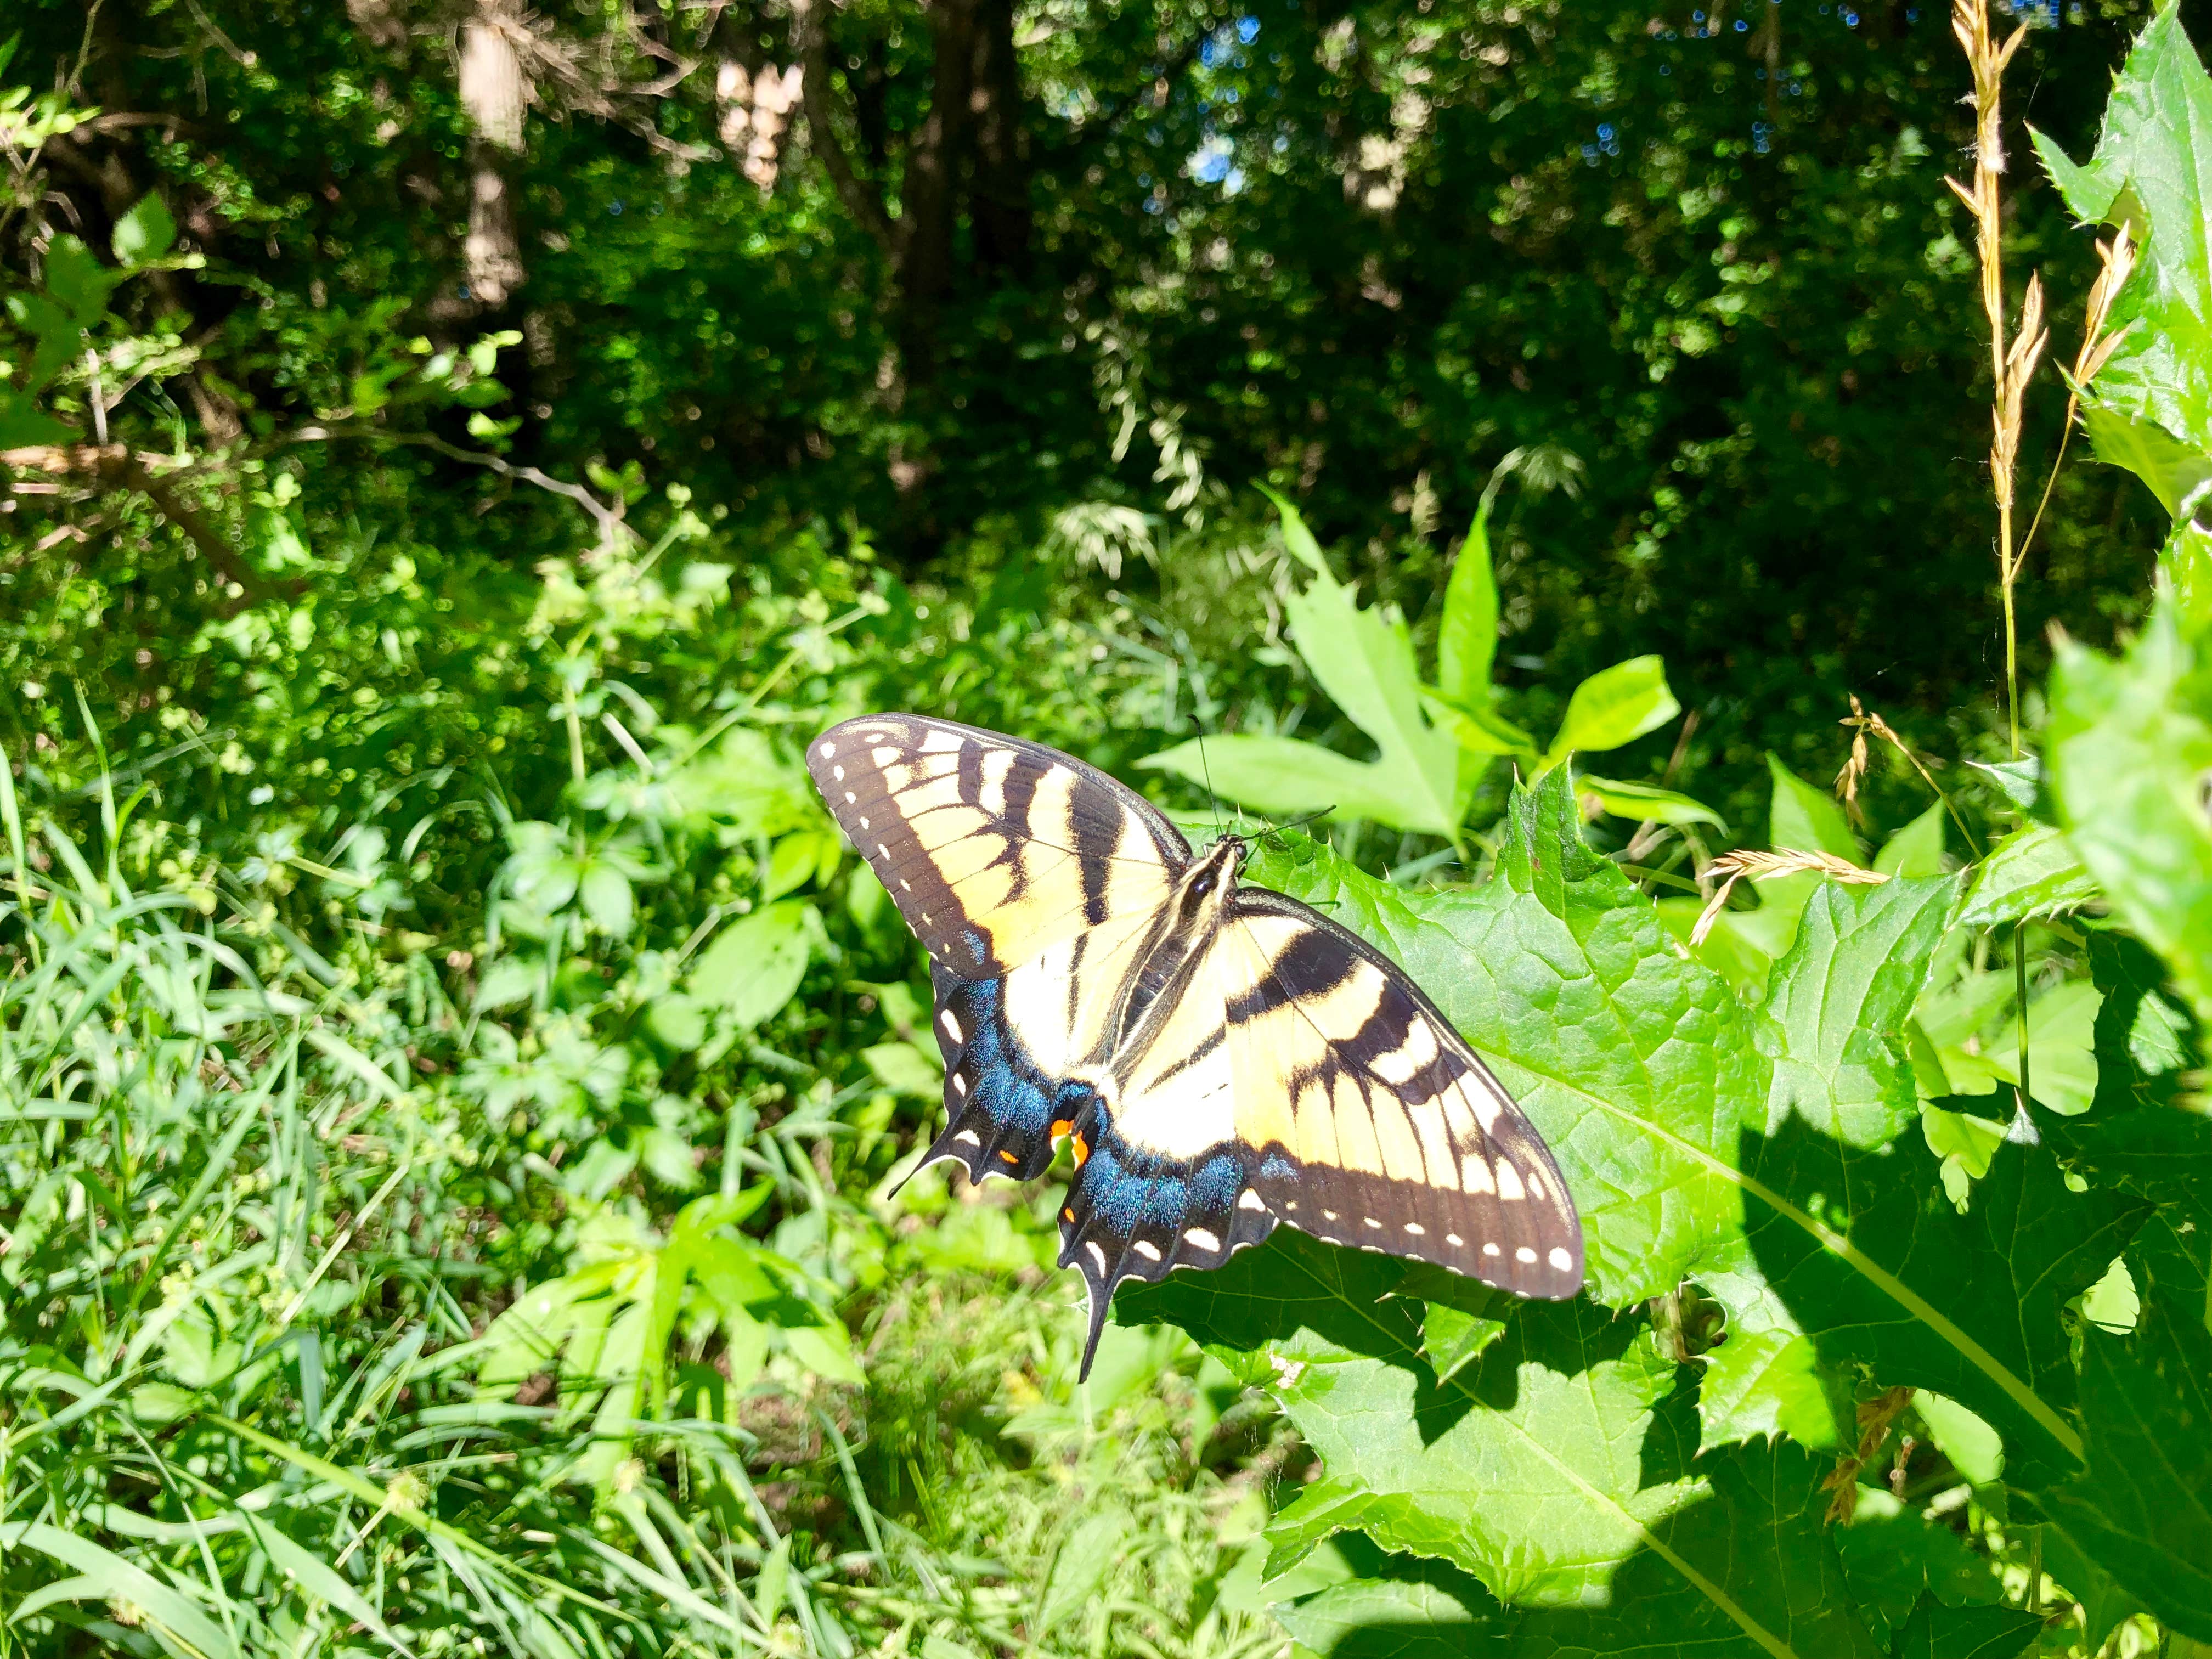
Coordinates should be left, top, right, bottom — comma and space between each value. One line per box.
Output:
809, 714, 1583, 1374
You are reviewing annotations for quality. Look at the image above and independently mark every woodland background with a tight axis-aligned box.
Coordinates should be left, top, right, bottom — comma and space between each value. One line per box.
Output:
2, 0, 2207, 1654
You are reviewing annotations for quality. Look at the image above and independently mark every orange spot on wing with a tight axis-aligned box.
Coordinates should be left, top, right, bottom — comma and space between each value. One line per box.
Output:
1071, 1132, 1091, 1169
1049, 1119, 1074, 1139
999, 1149, 1020, 1165
1062, 1207, 1076, 1222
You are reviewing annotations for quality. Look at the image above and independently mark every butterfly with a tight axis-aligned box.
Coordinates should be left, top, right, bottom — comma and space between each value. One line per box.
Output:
808, 714, 1584, 1374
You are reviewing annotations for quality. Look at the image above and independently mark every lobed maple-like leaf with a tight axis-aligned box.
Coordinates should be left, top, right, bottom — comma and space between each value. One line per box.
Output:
1721, 1126, 2148, 1488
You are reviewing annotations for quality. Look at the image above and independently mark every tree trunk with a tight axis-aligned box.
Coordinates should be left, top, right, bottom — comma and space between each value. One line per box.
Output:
966, 0, 1031, 278
896, 0, 979, 371
458, 10, 529, 308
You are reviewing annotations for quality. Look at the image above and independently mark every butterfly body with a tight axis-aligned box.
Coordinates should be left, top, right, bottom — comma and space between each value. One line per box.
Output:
809, 714, 1583, 1373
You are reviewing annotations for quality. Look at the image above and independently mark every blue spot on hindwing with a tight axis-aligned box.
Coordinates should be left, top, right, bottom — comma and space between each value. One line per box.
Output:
946, 978, 1052, 1134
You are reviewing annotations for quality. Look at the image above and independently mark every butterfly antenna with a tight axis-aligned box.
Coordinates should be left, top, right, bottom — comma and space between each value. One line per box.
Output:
1267, 805, 1336, 840
1197, 729, 1225, 843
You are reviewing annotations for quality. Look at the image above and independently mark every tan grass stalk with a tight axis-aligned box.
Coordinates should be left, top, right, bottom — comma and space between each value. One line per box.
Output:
1837, 694, 1984, 857
2017, 225, 2139, 563
1691, 849, 1888, 946
1946, 0, 2045, 759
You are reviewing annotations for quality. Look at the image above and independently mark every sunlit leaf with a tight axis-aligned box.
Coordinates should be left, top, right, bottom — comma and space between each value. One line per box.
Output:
1541, 656, 1679, 770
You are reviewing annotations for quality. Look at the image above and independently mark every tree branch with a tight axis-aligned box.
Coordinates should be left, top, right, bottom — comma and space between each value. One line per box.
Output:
283, 426, 639, 556
2, 444, 278, 600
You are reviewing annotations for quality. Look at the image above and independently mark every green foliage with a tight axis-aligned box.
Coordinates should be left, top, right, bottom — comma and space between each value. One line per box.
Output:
2034, 0, 2212, 509
1143, 498, 1708, 840
4, 0, 2212, 1654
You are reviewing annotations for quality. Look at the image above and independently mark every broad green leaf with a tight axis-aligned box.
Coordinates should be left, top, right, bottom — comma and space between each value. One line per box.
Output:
1736, 755, 1868, 964
2083, 402, 2212, 515
0, 391, 75, 449
1425, 687, 1539, 758
646, 992, 707, 1051
1150, 501, 1463, 834
578, 862, 634, 935
1275, 498, 1463, 832
2030, 1, 2212, 469
1574, 775, 1727, 831
1767, 754, 1861, 863
112, 191, 178, 267
2039, 933, 2209, 1208
1437, 505, 1501, 711
2162, 519, 2212, 634
2047, 594, 2212, 1022
1728, 1124, 2149, 1488
784, 1319, 865, 1385
1882, 1594, 2040, 1659
2042, 1212, 2212, 1641
1914, 1391, 2005, 1485
1980, 980, 2102, 1118
861, 1039, 941, 1096
1496, 1441, 1883, 1657
1873, 804, 1945, 878
41, 234, 120, 325
689, 900, 811, 1029
1541, 656, 1679, 770
1757, 875, 1956, 1147
1121, 1238, 1881, 1653
1966, 758, 2043, 815
1271, 1570, 1507, 1657
1248, 774, 1767, 1306
1956, 825, 2100, 929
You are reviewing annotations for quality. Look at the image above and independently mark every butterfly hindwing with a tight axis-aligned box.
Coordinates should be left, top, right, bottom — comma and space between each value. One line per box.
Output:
1218, 890, 1583, 1299
917, 909, 1160, 1185
1052, 924, 1276, 1351
808, 715, 1188, 980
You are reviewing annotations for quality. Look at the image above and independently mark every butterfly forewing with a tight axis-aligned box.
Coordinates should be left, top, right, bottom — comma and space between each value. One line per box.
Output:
808, 715, 1189, 980
1220, 891, 1583, 1297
